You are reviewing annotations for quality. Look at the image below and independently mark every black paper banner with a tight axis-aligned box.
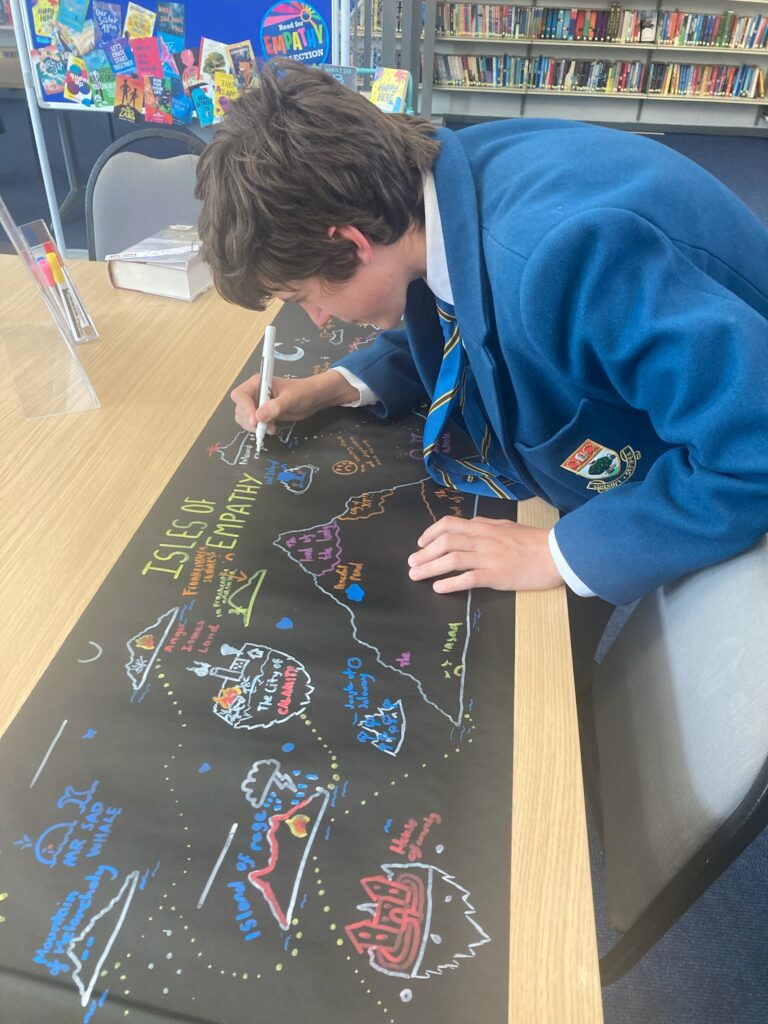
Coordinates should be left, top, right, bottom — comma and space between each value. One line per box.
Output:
0, 305, 516, 1024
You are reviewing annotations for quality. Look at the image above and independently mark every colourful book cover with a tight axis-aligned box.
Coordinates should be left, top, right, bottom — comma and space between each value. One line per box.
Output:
92, 1, 121, 47
123, 1, 156, 40
228, 39, 256, 91
198, 37, 232, 85
143, 75, 173, 123
84, 49, 116, 107
31, 43, 67, 96
63, 53, 92, 104
369, 67, 410, 112
32, 0, 59, 43
189, 80, 215, 125
170, 78, 194, 124
130, 36, 163, 77
157, 1, 186, 54
105, 37, 136, 75
174, 46, 202, 94
115, 73, 143, 121
213, 69, 239, 119
56, 0, 88, 34
158, 35, 181, 78
54, 18, 95, 56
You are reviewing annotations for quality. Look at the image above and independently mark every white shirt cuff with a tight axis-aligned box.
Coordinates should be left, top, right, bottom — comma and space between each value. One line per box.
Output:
548, 528, 596, 598
332, 366, 379, 408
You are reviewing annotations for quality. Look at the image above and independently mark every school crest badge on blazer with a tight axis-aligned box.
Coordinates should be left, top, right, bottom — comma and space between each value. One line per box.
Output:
561, 439, 641, 492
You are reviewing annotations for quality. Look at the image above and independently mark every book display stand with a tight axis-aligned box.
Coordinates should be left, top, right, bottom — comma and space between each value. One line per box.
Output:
7, 0, 344, 255
0, 193, 99, 418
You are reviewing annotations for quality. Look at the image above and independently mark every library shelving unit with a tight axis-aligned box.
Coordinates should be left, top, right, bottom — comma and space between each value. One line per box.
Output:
354, 0, 768, 129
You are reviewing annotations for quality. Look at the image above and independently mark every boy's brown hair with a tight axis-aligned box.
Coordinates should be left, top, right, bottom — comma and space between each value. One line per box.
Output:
195, 59, 441, 311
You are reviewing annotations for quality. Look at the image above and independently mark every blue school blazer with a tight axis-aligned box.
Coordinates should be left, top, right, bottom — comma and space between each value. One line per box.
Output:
337, 120, 768, 604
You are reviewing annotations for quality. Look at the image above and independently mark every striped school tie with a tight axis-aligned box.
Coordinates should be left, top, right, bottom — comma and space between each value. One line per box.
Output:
422, 299, 529, 500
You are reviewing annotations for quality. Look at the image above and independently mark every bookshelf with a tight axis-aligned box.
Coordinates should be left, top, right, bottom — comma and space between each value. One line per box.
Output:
355, 1, 768, 128
425, 1, 768, 125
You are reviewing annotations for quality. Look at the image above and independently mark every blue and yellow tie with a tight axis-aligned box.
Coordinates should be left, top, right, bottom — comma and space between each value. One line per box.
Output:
422, 300, 529, 500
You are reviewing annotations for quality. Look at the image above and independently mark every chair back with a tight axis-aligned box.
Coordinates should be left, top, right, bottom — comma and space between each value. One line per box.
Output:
86, 127, 206, 260
592, 536, 768, 936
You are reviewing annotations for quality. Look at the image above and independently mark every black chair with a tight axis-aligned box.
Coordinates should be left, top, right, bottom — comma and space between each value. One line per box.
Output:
85, 126, 207, 260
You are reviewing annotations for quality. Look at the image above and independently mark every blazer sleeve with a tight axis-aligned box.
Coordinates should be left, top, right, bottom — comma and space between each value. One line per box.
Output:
333, 327, 426, 418
521, 207, 768, 605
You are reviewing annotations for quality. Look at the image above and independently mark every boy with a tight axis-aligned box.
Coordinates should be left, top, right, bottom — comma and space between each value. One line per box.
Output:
195, 59, 768, 607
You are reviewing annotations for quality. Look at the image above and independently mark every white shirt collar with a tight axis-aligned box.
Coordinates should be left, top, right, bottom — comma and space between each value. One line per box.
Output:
423, 172, 454, 305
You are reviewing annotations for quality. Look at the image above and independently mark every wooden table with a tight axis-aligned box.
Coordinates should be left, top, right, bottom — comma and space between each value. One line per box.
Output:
0, 256, 603, 1023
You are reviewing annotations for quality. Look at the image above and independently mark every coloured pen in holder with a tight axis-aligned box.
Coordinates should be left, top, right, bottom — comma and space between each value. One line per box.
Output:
21, 221, 98, 344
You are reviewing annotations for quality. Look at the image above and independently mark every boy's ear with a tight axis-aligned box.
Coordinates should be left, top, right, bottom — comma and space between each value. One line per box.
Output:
327, 225, 373, 264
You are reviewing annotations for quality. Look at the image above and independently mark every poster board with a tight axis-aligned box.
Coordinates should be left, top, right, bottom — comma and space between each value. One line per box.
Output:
15, 0, 338, 111
0, 302, 518, 1023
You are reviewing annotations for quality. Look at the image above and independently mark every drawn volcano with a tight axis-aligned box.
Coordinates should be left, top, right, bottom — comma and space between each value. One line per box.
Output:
247, 788, 330, 929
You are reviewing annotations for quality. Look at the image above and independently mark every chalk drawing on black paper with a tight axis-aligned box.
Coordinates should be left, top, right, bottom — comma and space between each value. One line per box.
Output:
186, 642, 313, 729
226, 568, 267, 627
66, 867, 141, 1006
356, 698, 406, 756
344, 863, 490, 979
274, 482, 478, 726
77, 641, 103, 664
239, 758, 330, 930
125, 607, 179, 696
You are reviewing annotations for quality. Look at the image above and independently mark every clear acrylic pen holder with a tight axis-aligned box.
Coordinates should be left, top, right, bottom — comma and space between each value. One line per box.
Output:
0, 192, 100, 418
0, 320, 100, 419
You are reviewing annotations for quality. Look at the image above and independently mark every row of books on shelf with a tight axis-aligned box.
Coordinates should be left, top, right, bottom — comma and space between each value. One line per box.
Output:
27, 1, 258, 125
0, 1, 12, 27
432, 51, 765, 94
433, 4, 768, 49
657, 10, 768, 48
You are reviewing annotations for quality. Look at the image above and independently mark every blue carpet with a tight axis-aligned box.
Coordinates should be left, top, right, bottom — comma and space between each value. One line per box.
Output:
654, 132, 768, 229
590, 809, 768, 1023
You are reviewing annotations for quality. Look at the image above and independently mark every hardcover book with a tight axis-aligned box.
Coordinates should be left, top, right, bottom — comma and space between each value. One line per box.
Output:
105, 225, 213, 302
199, 36, 232, 85
213, 69, 239, 119
130, 35, 163, 77
170, 77, 195, 123
369, 66, 410, 112
175, 46, 202, 94
54, 18, 95, 56
31, 0, 59, 43
228, 39, 257, 91
63, 52, 92, 104
85, 50, 116, 107
190, 80, 215, 125
157, 0, 185, 53
92, 0, 121, 47
31, 43, 67, 96
105, 36, 136, 75
143, 75, 173, 123
123, 0, 156, 39
56, 0, 88, 34
115, 72, 143, 120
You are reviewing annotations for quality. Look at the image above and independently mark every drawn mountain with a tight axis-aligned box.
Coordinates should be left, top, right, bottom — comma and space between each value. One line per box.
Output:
274, 481, 477, 725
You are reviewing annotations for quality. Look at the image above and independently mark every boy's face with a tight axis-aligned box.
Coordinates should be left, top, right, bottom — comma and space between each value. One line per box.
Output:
275, 228, 425, 332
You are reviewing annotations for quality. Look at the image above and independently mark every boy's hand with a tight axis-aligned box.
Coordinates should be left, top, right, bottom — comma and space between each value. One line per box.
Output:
231, 369, 359, 433
407, 516, 564, 593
